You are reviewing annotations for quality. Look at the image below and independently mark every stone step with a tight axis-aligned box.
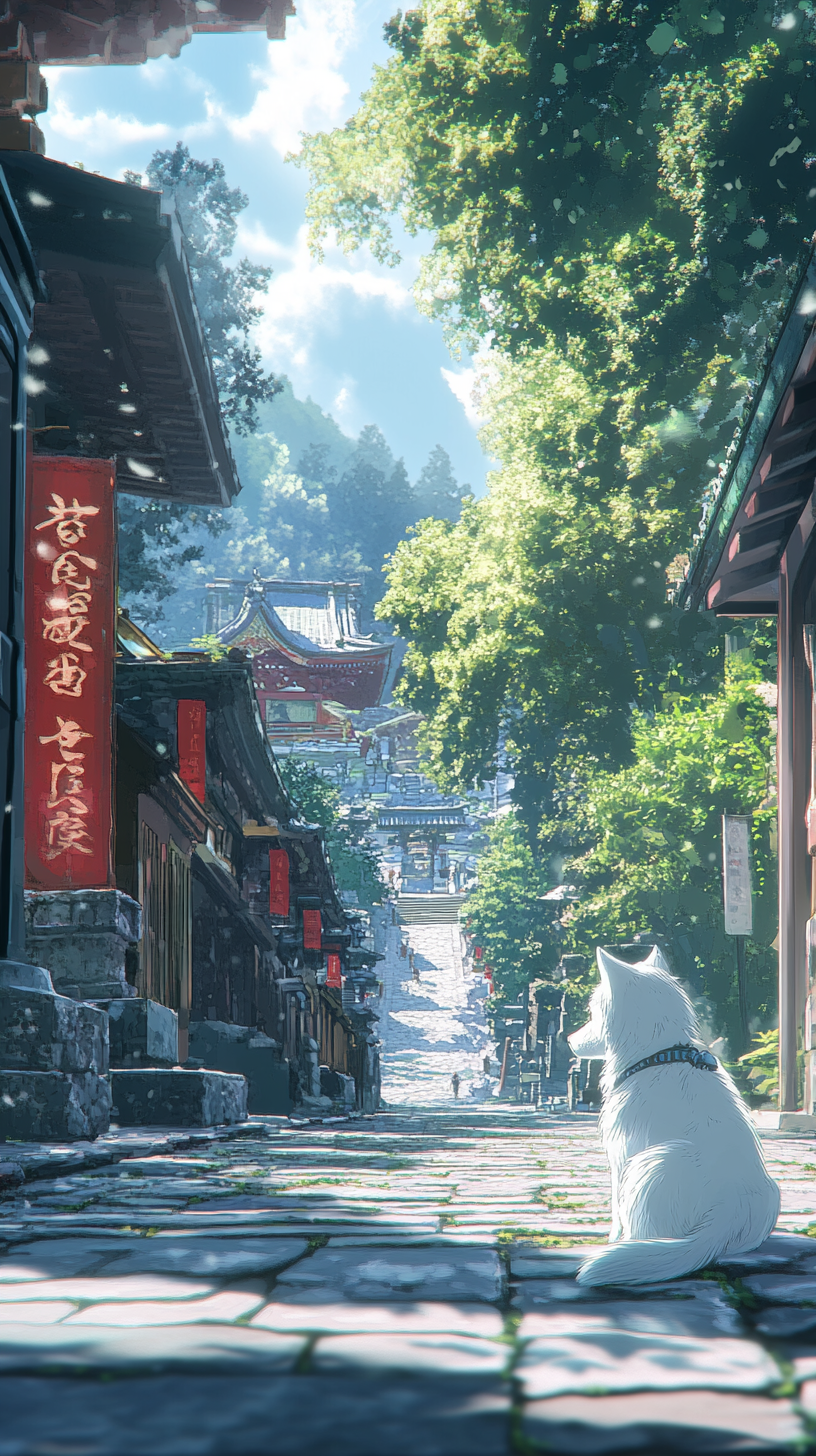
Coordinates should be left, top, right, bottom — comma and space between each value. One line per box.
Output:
396, 895, 467, 925
110, 1069, 248, 1128
0, 985, 108, 1075
0, 1070, 111, 1141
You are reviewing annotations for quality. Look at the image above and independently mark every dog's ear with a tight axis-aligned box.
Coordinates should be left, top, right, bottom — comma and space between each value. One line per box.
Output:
638, 944, 671, 973
596, 946, 641, 988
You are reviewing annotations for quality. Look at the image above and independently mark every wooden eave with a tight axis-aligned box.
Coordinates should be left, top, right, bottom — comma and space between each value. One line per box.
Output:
0, 153, 239, 507
115, 657, 292, 827
681, 239, 816, 617
5, 1, 295, 65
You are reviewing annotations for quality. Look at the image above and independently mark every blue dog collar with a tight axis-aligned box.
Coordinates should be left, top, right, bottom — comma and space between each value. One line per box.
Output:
614, 1043, 718, 1091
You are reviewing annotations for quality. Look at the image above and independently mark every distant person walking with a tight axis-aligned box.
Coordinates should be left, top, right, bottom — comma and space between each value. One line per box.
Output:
451, 1072, 461, 1099
483, 1054, 492, 1075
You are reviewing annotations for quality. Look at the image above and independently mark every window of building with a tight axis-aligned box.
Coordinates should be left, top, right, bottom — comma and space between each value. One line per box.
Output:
266, 698, 318, 725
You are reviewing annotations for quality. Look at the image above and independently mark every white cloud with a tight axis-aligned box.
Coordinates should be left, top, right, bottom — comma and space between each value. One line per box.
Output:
44, 72, 172, 154
441, 366, 482, 429
239, 221, 412, 386
226, 0, 357, 156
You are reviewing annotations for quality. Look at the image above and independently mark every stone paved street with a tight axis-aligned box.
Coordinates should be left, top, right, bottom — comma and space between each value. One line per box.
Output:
2, 1108, 816, 1451
378, 911, 496, 1105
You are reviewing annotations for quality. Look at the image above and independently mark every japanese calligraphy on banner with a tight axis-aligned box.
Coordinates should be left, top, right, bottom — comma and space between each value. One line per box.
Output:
722, 814, 753, 937
326, 954, 342, 988
303, 908, 322, 950
269, 848, 290, 917
177, 700, 207, 802
25, 457, 115, 890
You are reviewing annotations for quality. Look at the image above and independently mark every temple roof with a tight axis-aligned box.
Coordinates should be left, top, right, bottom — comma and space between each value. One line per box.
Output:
1, 153, 240, 506
679, 238, 816, 617
215, 574, 395, 665
3, 2, 295, 66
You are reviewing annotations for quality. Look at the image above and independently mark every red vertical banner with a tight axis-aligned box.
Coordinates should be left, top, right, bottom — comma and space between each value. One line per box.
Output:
303, 908, 322, 950
25, 456, 116, 891
178, 700, 207, 802
269, 848, 290, 917
326, 953, 342, 988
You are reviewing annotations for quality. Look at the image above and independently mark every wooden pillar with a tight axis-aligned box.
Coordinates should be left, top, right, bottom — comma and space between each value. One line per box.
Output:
778, 553, 814, 1108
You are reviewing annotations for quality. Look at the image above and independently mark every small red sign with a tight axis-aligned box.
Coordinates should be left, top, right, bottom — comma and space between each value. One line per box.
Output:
303, 908, 322, 950
269, 848, 290, 917
25, 456, 116, 890
327, 953, 342, 988
178, 700, 206, 802
473, 946, 483, 961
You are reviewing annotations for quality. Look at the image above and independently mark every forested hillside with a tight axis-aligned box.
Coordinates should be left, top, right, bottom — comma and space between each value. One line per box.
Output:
117, 147, 471, 645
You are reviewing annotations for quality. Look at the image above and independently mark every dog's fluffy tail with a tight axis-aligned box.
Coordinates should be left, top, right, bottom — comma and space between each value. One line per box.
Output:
577, 1232, 715, 1287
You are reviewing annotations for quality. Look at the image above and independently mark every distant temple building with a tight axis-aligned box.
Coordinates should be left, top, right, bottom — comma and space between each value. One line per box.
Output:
208, 573, 398, 745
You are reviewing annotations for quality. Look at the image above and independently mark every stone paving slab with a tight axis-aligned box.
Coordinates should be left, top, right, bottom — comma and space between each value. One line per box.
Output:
310, 1332, 510, 1377
0, 1324, 306, 1373
0, 1274, 217, 1300
274, 1245, 504, 1302
516, 1332, 780, 1398
0, 1121, 266, 1181
522, 1390, 804, 1453
517, 1298, 744, 1340
743, 1272, 816, 1303
512, 1277, 737, 1310
251, 1298, 504, 1336
0, 1300, 76, 1322
64, 1289, 265, 1325
2, 1106, 816, 1451
0, 1374, 512, 1455
1, 1235, 310, 1277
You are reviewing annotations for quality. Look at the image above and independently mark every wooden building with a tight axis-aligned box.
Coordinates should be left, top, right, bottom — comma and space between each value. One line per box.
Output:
681, 240, 816, 1121
115, 621, 375, 1107
207, 573, 397, 746
0, 170, 40, 979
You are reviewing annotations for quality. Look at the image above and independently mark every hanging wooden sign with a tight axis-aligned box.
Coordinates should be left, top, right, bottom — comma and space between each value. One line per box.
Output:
25, 456, 115, 890
327, 953, 342, 987
269, 848, 290, 917
177, 699, 206, 803
303, 908, 322, 950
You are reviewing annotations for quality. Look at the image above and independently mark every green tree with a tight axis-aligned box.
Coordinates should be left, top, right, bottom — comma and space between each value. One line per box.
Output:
144, 143, 281, 435
299, 0, 812, 816
415, 444, 470, 521
464, 658, 777, 1043
463, 811, 560, 1002
562, 665, 778, 1052
278, 759, 384, 907
118, 144, 281, 611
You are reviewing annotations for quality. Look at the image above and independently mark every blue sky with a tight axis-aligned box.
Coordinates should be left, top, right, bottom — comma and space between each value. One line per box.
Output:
39, 0, 488, 493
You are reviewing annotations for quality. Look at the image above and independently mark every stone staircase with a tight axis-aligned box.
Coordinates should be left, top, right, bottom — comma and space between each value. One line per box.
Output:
396, 892, 467, 925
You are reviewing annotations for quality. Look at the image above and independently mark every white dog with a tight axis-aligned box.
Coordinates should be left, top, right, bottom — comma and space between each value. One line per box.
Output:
567, 945, 780, 1286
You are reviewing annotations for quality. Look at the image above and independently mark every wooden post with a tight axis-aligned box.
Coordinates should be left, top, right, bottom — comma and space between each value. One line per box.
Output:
498, 1035, 511, 1094
777, 556, 813, 1109
736, 936, 749, 1051
778, 567, 798, 1109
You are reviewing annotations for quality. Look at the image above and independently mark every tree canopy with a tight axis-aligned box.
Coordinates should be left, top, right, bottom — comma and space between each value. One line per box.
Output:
471, 654, 777, 1049
144, 143, 281, 436
118, 143, 282, 610
299, 0, 812, 827
278, 758, 384, 907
